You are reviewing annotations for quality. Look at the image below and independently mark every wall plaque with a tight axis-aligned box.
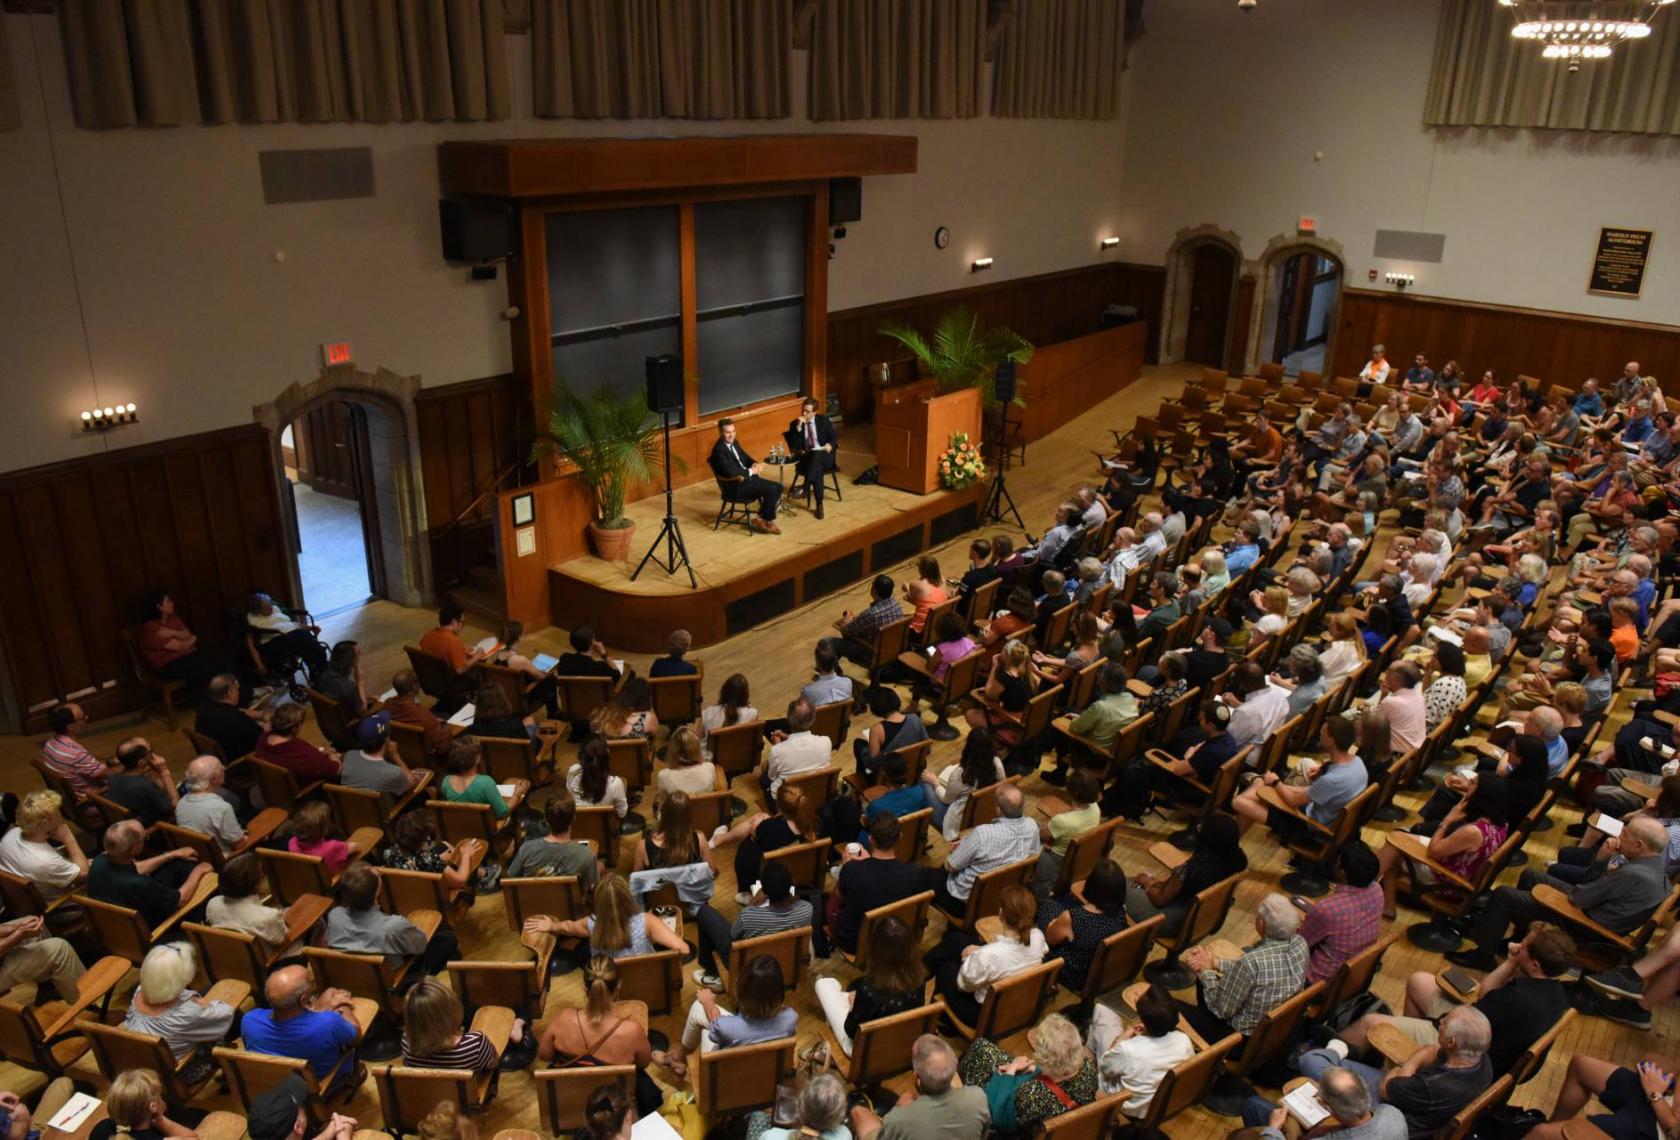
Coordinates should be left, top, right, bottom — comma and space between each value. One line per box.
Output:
1588, 226, 1653, 298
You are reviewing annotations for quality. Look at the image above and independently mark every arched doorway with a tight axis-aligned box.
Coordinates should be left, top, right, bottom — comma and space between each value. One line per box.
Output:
255, 366, 430, 615
1247, 234, 1347, 379
1159, 225, 1245, 368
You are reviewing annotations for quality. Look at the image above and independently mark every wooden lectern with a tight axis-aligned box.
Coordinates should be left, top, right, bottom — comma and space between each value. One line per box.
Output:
873, 383, 983, 494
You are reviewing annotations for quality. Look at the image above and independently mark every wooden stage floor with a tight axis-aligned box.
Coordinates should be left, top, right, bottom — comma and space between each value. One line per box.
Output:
548, 431, 986, 650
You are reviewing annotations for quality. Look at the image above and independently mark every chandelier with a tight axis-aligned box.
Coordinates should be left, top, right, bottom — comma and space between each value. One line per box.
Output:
1499, 0, 1676, 67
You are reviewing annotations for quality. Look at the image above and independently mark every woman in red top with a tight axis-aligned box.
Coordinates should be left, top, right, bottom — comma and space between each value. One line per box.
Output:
255, 702, 341, 784
1466, 370, 1502, 410
136, 589, 224, 688
903, 556, 949, 636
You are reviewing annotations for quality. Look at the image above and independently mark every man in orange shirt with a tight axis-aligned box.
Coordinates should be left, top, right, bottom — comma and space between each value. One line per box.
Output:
417, 604, 485, 710
1231, 411, 1284, 484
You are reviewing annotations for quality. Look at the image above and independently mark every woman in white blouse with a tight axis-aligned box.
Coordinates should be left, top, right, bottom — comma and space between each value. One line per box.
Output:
928, 885, 1047, 1027
1319, 612, 1367, 687
697, 674, 757, 761
567, 736, 629, 819
657, 726, 725, 798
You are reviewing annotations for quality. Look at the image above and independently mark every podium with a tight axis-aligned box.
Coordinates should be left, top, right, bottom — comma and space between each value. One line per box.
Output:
872, 383, 983, 494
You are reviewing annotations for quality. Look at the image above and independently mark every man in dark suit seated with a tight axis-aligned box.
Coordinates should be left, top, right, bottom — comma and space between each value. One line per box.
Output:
709, 417, 782, 534
788, 396, 839, 519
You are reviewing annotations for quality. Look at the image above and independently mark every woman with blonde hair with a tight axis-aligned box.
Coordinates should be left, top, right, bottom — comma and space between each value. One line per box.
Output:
121, 943, 237, 1078
964, 639, 1036, 748
634, 790, 718, 876
415, 1101, 478, 1140
958, 1012, 1098, 1132
656, 725, 724, 798
591, 677, 661, 743
402, 976, 512, 1074
709, 782, 817, 903
929, 885, 1048, 1027
537, 955, 663, 1115
1320, 612, 1366, 687
525, 874, 686, 960
91, 1069, 195, 1140
1250, 585, 1291, 638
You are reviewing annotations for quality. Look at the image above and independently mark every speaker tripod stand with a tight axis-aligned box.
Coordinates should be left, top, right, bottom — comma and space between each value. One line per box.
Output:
983, 423, 1023, 528
631, 410, 697, 588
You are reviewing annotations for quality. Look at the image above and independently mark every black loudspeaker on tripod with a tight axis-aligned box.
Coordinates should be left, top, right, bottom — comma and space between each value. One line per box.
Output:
633, 355, 697, 588
983, 361, 1023, 526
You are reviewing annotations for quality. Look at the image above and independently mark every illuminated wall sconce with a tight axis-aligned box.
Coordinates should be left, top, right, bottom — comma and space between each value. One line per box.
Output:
1384, 272, 1414, 291
971, 256, 994, 272
81, 404, 138, 432
1100, 236, 1120, 249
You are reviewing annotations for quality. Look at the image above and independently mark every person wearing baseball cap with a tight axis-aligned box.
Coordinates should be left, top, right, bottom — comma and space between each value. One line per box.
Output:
338, 710, 422, 811
247, 1074, 357, 1140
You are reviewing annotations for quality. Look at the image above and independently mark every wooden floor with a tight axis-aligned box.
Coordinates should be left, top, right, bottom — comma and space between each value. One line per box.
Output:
0, 361, 1667, 1138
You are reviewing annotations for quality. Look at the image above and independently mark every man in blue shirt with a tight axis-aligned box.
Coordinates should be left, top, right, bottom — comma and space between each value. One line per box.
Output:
242, 965, 363, 1090
1573, 378, 1605, 419
860, 756, 925, 842
800, 641, 854, 708
1403, 354, 1435, 392
1225, 520, 1263, 575
1621, 400, 1655, 445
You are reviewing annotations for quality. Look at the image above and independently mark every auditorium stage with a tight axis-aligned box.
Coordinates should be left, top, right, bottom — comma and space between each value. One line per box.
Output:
548, 439, 984, 653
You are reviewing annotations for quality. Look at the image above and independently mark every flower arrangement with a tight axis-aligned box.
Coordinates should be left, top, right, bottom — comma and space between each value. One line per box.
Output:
938, 432, 987, 490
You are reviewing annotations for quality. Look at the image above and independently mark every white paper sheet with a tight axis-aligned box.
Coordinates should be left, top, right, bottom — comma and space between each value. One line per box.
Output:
45, 1093, 102, 1134
448, 703, 476, 727
1284, 1083, 1330, 1127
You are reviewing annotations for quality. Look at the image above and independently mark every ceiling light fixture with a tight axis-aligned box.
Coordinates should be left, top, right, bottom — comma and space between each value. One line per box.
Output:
1499, 0, 1676, 70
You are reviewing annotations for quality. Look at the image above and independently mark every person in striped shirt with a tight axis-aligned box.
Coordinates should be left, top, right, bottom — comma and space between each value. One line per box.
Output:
402, 976, 516, 1074
691, 860, 813, 994
41, 704, 116, 801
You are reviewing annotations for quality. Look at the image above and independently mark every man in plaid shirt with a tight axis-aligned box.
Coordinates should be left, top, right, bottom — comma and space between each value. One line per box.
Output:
1180, 893, 1308, 1039
826, 575, 904, 668
1300, 843, 1385, 985
934, 783, 1041, 916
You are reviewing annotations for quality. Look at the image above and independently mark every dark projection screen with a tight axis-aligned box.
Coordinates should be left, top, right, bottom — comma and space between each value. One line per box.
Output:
695, 197, 806, 416
546, 205, 681, 414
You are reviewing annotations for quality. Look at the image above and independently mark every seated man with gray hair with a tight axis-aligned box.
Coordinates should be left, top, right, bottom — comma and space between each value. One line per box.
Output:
849, 1033, 991, 1140
1248, 1065, 1408, 1140
176, 756, 246, 854
1179, 892, 1308, 1042
934, 782, 1042, 917
1292, 1005, 1493, 1139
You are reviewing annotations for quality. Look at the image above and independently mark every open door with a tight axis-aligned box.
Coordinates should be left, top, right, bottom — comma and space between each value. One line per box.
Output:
286, 398, 383, 615
1184, 244, 1237, 367
343, 403, 385, 599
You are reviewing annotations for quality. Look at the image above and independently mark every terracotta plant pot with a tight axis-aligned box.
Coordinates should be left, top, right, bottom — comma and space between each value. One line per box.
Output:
588, 521, 636, 562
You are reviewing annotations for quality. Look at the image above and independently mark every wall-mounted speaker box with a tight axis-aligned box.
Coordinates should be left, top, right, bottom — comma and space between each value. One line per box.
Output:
829, 177, 862, 225
645, 354, 684, 415
439, 197, 514, 263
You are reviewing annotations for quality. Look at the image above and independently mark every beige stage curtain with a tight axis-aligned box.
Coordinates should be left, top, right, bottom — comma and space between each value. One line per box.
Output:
1425, 0, 1680, 135
807, 0, 985, 120
57, 0, 510, 128
990, 0, 1123, 120
1, 16, 21, 131
531, 0, 790, 119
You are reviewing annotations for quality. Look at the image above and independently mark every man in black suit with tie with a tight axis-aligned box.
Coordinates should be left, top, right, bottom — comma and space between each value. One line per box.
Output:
789, 396, 839, 519
709, 418, 782, 534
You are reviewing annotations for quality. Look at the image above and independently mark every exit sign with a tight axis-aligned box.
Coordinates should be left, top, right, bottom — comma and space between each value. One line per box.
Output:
1297, 216, 1317, 235
321, 342, 353, 367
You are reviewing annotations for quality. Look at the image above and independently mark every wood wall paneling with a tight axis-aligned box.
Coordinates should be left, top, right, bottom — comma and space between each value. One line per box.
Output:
0, 426, 291, 732
825, 262, 1165, 420
1013, 322, 1148, 443
1229, 275, 1257, 375
1331, 289, 1680, 388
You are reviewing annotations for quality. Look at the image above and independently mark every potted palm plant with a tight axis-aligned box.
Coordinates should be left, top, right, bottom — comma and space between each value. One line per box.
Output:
877, 306, 1035, 410
539, 383, 664, 562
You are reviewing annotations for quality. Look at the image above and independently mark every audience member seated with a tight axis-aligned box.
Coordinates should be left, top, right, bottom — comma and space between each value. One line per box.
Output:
591, 677, 659, 743
537, 954, 662, 1117
1378, 775, 1510, 920
90, 1068, 201, 1140
755, 697, 830, 800
711, 784, 819, 902
814, 914, 925, 1058
1128, 811, 1247, 937
699, 673, 757, 762
934, 783, 1041, 917
1298, 842, 1385, 984
418, 603, 488, 682
325, 863, 458, 976
1034, 770, 1101, 891
904, 556, 950, 638
1147, 701, 1240, 817
920, 729, 1006, 840
243, 964, 363, 1091
557, 624, 626, 687
1243, 1065, 1407, 1140
468, 680, 537, 744
749, 1073, 849, 1140
193, 675, 266, 762
633, 791, 718, 881
826, 575, 905, 669
1231, 716, 1369, 838
1290, 1005, 1493, 1139
1038, 857, 1129, 991
652, 954, 798, 1080
255, 702, 341, 785
175, 757, 247, 853
1179, 892, 1308, 1042
89, 820, 211, 926
829, 815, 938, 957
206, 852, 309, 956
287, 801, 366, 878
506, 793, 597, 886
384, 669, 453, 768
1089, 983, 1195, 1120
692, 861, 812, 995
1047, 663, 1138, 786
98, 737, 177, 829
1341, 924, 1575, 1080
314, 641, 368, 720
136, 588, 226, 692
41, 702, 115, 800
926, 884, 1048, 1026
382, 811, 486, 899
121, 942, 237, 1072
527, 873, 687, 961
1447, 815, 1671, 970
440, 737, 520, 821
957, 1013, 1097, 1133
485, 619, 560, 717
339, 711, 422, 810
402, 975, 516, 1075
568, 735, 630, 822
963, 641, 1038, 754
1529, 1054, 1679, 1140
848, 1035, 990, 1140
977, 587, 1038, 663
855, 687, 929, 782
